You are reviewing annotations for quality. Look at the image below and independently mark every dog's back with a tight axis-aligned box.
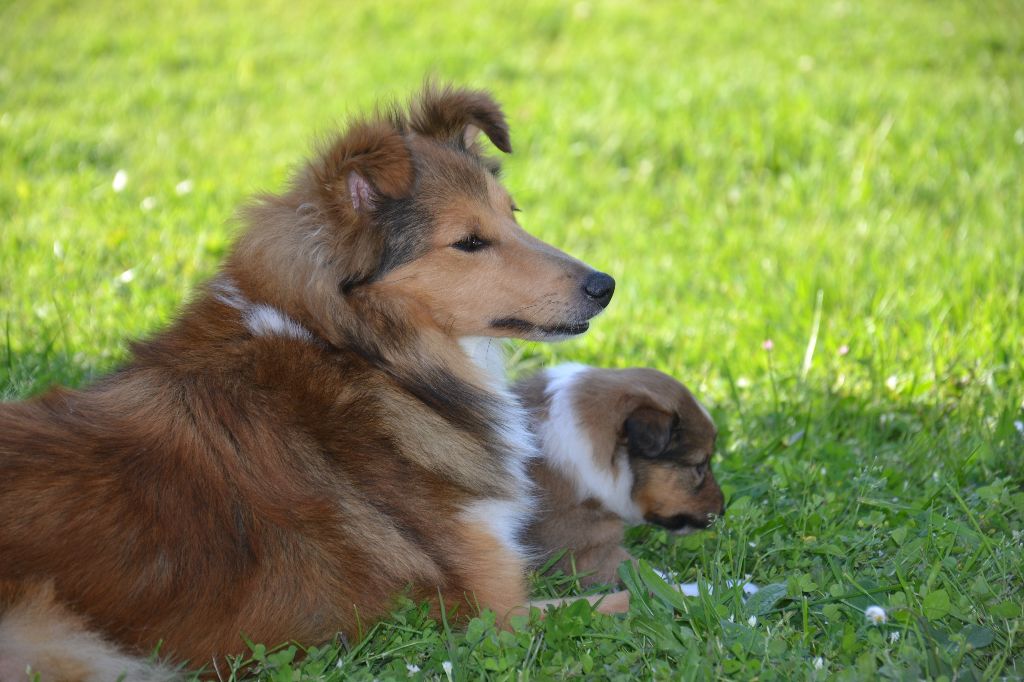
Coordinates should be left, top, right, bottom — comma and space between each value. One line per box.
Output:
0, 317, 496, 663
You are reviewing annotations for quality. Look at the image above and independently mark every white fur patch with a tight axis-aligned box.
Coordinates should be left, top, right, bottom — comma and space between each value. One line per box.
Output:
459, 337, 508, 390
210, 277, 246, 310
541, 363, 645, 523
211, 276, 315, 344
457, 338, 538, 561
244, 304, 315, 342
460, 496, 533, 560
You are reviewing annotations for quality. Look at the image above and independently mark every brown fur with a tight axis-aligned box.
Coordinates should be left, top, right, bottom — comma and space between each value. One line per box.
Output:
517, 366, 724, 588
0, 84, 615, 678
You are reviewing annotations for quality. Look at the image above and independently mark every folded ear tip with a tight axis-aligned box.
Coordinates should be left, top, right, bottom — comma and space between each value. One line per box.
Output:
493, 133, 513, 154
410, 83, 515, 154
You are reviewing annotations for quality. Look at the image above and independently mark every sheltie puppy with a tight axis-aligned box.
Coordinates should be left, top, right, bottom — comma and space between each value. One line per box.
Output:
0, 84, 616, 680
515, 365, 724, 587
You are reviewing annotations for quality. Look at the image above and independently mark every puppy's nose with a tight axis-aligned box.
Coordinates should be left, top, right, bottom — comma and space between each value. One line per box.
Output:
582, 272, 615, 308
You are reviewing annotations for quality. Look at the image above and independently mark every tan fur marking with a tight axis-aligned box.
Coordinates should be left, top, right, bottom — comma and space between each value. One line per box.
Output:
449, 523, 528, 626
632, 463, 723, 520
376, 170, 595, 340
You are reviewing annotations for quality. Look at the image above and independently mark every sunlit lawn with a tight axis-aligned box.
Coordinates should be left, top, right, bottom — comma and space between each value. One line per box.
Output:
2, 0, 1022, 679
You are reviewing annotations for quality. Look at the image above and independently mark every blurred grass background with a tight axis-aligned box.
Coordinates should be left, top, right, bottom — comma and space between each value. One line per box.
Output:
2, 1, 1022, 679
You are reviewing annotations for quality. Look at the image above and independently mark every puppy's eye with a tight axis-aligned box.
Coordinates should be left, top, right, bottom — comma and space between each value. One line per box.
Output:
452, 235, 489, 252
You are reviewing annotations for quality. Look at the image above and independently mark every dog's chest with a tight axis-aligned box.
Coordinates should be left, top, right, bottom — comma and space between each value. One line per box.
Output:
457, 338, 538, 561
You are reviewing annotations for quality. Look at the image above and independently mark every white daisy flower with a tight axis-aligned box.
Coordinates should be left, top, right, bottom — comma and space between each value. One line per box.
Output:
865, 605, 887, 625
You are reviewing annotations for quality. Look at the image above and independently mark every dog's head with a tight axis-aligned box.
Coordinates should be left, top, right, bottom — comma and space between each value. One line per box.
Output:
533, 366, 725, 534
235, 83, 613, 344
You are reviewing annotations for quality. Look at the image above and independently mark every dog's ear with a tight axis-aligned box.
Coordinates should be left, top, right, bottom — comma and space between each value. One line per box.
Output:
410, 82, 512, 154
311, 118, 415, 215
623, 407, 676, 459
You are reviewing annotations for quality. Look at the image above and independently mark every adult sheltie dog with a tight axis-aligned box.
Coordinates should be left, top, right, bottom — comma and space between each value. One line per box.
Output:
0, 84, 615, 680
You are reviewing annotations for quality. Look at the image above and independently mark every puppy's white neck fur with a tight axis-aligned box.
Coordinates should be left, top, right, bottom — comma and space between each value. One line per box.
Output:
211, 276, 315, 343
541, 363, 645, 523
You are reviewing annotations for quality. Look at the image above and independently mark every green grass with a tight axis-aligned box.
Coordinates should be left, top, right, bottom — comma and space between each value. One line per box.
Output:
2, 0, 1023, 679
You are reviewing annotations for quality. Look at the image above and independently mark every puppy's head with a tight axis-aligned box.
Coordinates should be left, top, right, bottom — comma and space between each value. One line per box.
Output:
534, 365, 725, 534
235, 83, 613, 343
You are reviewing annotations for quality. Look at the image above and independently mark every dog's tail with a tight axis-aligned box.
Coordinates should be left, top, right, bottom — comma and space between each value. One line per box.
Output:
0, 582, 182, 682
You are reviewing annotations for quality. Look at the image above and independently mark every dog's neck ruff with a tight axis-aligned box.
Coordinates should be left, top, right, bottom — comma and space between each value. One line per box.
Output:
541, 364, 645, 524
204, 286, 537, 561
211, 277, 317, 344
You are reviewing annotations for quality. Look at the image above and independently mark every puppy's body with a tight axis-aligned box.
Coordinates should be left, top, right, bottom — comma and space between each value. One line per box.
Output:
516, 365, 724, 587
0, 85, 615, 678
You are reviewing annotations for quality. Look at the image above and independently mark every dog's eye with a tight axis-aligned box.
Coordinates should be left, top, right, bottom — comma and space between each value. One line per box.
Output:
452, 235, 489, 252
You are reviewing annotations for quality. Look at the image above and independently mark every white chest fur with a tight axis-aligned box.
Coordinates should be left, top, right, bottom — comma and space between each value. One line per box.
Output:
458, 338, 538, 561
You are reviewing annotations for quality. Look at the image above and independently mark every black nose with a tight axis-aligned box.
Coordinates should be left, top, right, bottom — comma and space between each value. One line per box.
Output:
582, 272, 615, 308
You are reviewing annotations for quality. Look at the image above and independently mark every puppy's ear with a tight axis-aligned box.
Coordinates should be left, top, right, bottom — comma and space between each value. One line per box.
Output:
311, 118, 415, 215
410, 82, 512, 154
624, 407, 676, 459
